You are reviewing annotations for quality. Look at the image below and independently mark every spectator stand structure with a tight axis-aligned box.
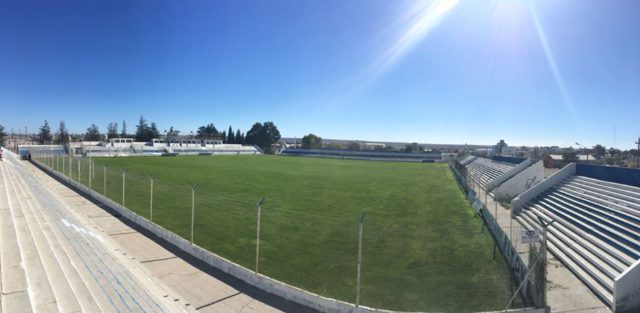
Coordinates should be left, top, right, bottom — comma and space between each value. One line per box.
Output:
455, 155, 545, 202
281, 148, 442, 162
512, 163, 640, 312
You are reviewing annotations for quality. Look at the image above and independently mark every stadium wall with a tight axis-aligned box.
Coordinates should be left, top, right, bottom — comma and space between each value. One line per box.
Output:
486, 159, 532, 192
510, 163, 576, 211
494, 161, 544, 202
575, 163, 640, 188
614, 259, 640, 313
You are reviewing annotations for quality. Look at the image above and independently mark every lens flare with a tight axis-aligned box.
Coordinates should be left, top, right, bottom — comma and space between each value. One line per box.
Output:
360, 0, 460, 87
528, 2, 577, 119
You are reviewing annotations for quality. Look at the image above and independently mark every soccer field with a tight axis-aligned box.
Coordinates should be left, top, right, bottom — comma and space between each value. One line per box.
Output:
73, 155, 513, 312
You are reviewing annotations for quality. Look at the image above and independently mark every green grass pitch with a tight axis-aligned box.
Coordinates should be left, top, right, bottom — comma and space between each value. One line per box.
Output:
59, 155, 515, 312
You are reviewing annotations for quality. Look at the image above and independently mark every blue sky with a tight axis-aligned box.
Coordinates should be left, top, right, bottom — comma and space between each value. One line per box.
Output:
1, 0, 639, 148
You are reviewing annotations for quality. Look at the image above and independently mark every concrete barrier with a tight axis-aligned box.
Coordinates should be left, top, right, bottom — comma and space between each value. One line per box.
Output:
486, 159, 532, 192
613, 259, 640, 312
511, 163, 576, 212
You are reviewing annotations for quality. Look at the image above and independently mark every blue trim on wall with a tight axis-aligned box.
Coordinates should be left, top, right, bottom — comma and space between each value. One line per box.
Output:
491, 156, 527, 165
576, 163, 640, 188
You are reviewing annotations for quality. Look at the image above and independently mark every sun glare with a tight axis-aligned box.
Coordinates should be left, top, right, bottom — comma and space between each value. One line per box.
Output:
361, 0, 460, 87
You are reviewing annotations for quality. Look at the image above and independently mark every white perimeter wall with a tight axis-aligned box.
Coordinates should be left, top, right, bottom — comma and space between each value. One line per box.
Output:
614, 259, 640, 312
494, 161, 544, 202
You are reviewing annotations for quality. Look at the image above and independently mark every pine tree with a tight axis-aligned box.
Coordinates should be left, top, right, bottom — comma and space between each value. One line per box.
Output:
121, 120, 127, 138
135, 116, 150, 142
227, 126, 234, 144
38, 120, 53, 144
57, 121, 69, 144
235, 129, 242, 144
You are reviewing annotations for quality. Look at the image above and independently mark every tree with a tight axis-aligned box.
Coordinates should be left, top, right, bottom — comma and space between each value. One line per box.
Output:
227, 126, 235, 144
57, 121, 69, 144
495, 139, 507, 155
235, 129, 242, 144
84, 124, 101, 141
196, 123, 219, 139
120, 120, 128, 138
562, 148, 579, 163
0, 124, 6, 146
167, 126, 180, 137
150, 122, 160, 139
593, 144, 606, 159
107, 122, 119, 139
221, 131, 226, 143
301, 133, 322, 149
244, 121, 281, 152
38, 120, 53, 144
135, 116, 150, 142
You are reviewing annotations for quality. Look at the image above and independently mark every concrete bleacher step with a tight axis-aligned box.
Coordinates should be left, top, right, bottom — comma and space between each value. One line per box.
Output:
22, 162, 168, 313
514, 215, 613, 307
520, 210, 622, 279
534, 198, 640, 259
9, 164, 103, 312
544, 193, 640, 243
528, 203, 636, 267
549, 191, 640, 234
0, 165, 33, 313
522, 208, 629, 272
569, 178, 640, 208
518, 211, 620, 282
546, 240, 613, 307
560, 184, 640, 218
7, 165, 85, 313
576, 176, 640, 198
3, 164, 58, 312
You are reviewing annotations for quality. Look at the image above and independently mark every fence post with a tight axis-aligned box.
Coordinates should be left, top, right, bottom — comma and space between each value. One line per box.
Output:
62, 155, 65, 174
190, 185, 198, 244
149, 177, 154, 222
103, 165, 107, 196
88, 159, 92, 193
356, 212, 365, 308
122, 170, 126, 206
69, 156, 72, 180
255, 197, 265, 274
77, 158, 81, 182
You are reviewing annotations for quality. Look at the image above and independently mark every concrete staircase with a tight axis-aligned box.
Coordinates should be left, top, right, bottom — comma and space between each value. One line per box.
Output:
0, 152, 180, 312
467, 158, 516, 190
514, 176, 640, 309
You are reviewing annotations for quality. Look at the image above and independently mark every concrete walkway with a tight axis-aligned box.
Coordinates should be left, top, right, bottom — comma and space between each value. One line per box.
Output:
467, 179, 611, 313
1, 151, 316, 313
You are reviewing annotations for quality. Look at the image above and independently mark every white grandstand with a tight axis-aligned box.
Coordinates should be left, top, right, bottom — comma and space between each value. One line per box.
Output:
512, 163, 640, 312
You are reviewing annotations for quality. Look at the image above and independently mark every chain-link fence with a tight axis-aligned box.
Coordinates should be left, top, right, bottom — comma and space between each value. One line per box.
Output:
450, 160, 545, 309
